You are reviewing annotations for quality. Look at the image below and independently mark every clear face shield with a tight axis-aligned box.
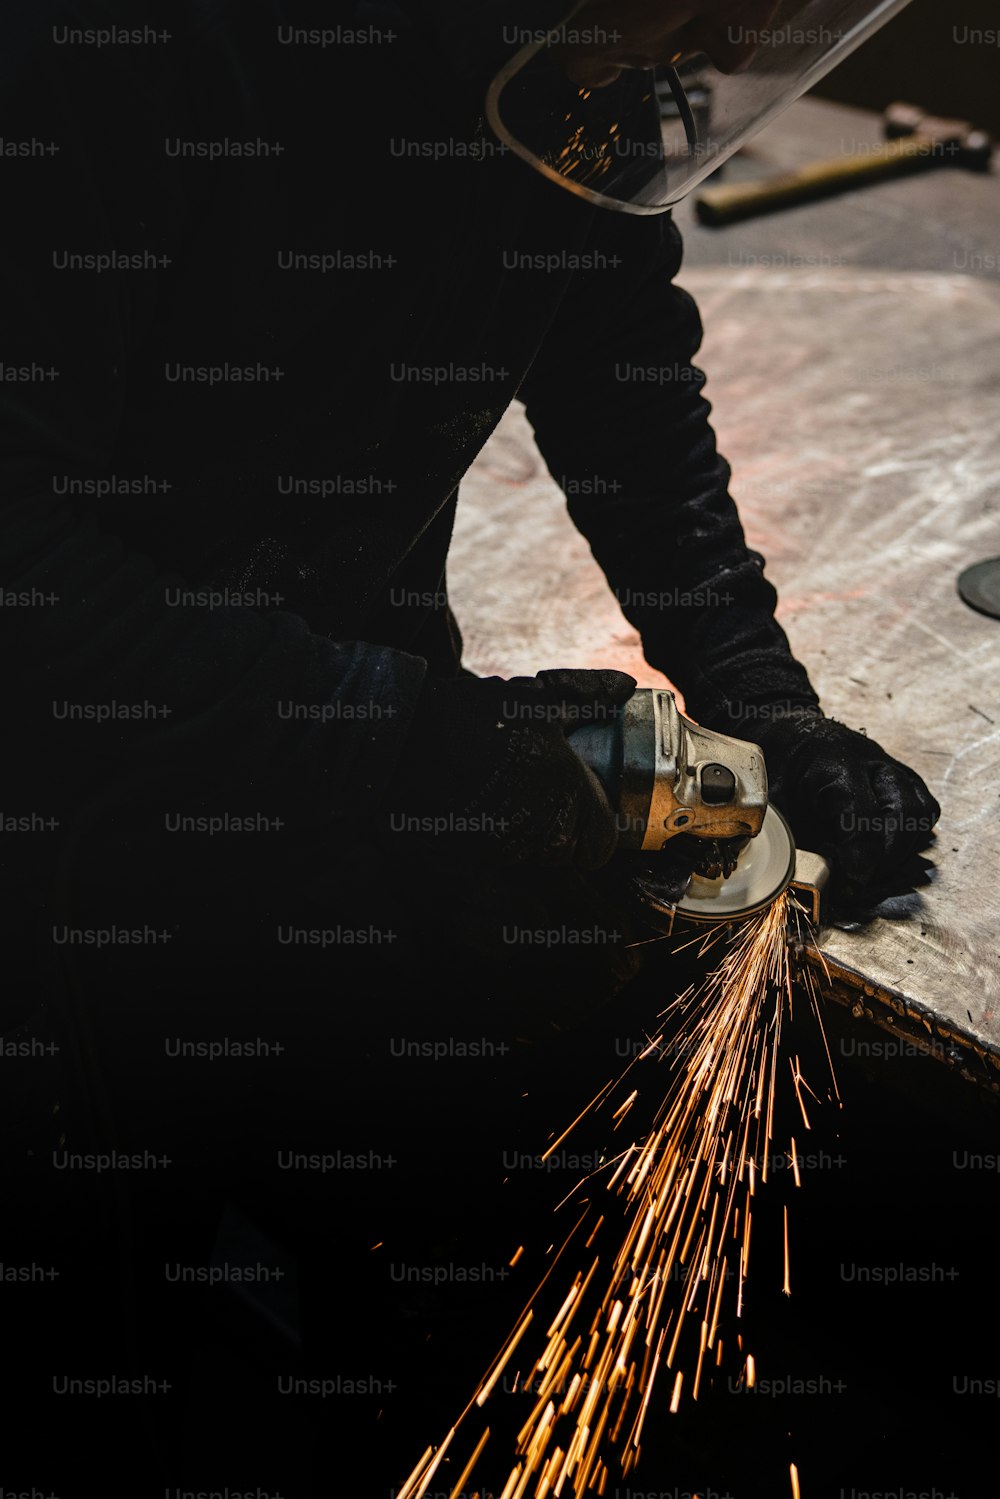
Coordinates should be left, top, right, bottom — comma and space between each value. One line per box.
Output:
485, 0, 914, 213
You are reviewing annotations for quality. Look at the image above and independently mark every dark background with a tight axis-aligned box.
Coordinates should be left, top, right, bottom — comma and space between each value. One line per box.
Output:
816, 0, 1000, 134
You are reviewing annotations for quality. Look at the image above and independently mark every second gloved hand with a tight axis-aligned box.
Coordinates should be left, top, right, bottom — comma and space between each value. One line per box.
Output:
741, 708, 940, 904
389, 668, 637, 869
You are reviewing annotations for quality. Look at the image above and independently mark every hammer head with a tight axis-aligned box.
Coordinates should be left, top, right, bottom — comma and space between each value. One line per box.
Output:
883, 100, 993, 170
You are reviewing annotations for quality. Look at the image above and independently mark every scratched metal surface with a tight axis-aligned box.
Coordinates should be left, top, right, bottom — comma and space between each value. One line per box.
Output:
449, 262, 1000, 1077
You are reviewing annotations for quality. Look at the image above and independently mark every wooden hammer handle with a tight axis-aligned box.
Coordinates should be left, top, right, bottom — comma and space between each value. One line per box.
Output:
695, 133, 941, 226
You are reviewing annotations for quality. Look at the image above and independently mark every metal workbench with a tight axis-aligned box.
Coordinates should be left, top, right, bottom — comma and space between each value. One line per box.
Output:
450, 96, 1000, 1088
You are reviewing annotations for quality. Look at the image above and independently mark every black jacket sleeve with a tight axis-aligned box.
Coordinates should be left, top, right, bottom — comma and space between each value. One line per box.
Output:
518, 207, 822, 730
2, 487, 425, 824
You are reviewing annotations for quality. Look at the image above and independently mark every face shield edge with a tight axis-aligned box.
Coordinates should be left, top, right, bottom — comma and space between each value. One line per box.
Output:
485, 48, 675, 216
485, 0, 675, 215
485, 0, 919, 214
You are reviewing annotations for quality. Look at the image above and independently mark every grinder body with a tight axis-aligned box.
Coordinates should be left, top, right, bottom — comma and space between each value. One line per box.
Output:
569, 689, 803, 923
571, 689, 766, 857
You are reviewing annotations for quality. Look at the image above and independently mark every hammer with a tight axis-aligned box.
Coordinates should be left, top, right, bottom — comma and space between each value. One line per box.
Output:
695, 102, 993, 227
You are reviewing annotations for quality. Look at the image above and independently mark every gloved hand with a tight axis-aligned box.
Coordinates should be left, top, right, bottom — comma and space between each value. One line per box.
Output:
389, 668, 637, 869
738, 707, 940, 905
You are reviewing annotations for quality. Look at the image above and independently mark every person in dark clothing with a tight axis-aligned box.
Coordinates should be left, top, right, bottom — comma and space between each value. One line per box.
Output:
1, 1, 937, 1493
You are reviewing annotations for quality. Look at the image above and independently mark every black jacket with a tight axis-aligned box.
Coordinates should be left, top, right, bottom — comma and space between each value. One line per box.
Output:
1, 0, 818, 902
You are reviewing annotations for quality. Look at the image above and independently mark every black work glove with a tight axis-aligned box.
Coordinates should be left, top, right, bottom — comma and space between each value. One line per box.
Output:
739, 707, 940, 905
389, 668, 637, 869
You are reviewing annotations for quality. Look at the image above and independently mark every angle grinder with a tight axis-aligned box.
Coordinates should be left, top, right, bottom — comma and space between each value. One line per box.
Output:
568, 689, 827, 929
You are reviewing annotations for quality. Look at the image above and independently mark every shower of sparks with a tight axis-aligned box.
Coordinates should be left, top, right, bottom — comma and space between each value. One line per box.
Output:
399, 890, 835, 1499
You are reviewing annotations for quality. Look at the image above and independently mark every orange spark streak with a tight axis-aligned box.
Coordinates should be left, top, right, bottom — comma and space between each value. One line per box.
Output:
783, 1206, 791, 1296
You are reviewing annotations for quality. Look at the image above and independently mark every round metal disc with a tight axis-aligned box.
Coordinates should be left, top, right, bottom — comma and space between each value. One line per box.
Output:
672, 804, 796, 923
957, 558, 1000, 620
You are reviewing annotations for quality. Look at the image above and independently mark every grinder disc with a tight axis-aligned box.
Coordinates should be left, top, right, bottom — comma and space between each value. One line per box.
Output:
674, 804, 796, 922
628, 805, 796, 930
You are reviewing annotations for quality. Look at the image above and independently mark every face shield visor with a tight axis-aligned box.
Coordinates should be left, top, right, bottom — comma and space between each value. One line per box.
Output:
485, 0, 914, 213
